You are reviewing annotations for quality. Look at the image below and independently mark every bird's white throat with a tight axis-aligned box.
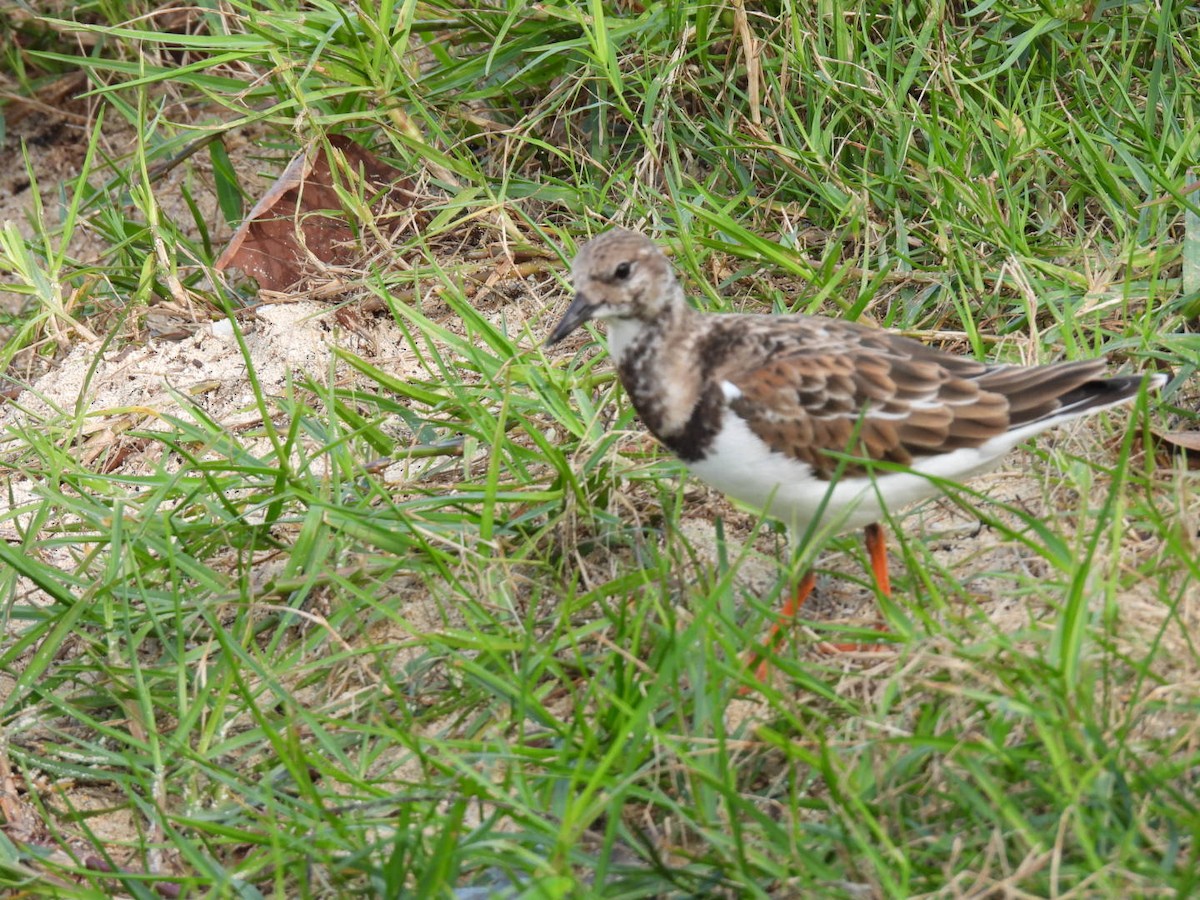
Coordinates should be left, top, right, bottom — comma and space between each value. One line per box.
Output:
605, 315, 645, 362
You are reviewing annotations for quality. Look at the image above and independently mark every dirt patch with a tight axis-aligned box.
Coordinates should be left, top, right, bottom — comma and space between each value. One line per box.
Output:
1, 74, 105, 315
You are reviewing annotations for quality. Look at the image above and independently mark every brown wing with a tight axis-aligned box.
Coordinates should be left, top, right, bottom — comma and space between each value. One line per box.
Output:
714, 319, 1111, 478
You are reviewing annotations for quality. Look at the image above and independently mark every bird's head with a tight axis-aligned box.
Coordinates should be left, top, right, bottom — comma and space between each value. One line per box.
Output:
546, 228, 678, 345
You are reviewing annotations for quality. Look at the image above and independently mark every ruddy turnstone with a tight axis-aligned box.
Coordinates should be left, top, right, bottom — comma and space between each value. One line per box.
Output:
546, 228, 1167, 670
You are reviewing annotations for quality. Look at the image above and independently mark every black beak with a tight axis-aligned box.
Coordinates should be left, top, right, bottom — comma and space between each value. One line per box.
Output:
545, 292, 596, 346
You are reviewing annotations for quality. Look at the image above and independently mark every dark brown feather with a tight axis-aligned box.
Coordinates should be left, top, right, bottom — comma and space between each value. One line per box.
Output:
713, 319, 1134, 479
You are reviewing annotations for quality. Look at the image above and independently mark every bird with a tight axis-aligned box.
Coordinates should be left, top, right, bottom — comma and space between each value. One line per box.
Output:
545, 227, 1167, 675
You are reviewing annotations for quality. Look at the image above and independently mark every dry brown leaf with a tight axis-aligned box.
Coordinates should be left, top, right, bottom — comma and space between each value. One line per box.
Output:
215, 134, 422, 291
1153, 429, 1200, 469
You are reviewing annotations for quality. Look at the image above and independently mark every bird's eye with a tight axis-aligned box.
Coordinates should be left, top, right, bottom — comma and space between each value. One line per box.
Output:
613, 261, 632, 280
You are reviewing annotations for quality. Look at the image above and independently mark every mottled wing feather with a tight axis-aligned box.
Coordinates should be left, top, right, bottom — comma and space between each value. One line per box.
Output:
714, 319, 1109, 478
973, 358, 1110, 424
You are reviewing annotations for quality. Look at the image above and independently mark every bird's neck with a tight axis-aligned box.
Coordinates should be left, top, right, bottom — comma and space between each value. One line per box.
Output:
606, 286, 695, 363
608, 293, 707, 445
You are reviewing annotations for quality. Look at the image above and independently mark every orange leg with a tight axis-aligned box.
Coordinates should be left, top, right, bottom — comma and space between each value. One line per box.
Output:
819, 521, 891, 653
864, 521, 891, 597
746, 523, 892, 683
746, 568, 816, 683
806, 520, 892, 657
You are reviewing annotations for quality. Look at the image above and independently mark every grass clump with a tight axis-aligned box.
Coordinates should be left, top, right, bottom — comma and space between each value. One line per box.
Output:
0, 0, 1197, 896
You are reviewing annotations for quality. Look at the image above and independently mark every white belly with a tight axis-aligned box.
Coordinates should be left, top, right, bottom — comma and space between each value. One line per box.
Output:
687, 412, 1009, 535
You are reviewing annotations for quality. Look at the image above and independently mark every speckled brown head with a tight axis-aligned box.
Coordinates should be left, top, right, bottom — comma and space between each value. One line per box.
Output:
546, 228, 682, 345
